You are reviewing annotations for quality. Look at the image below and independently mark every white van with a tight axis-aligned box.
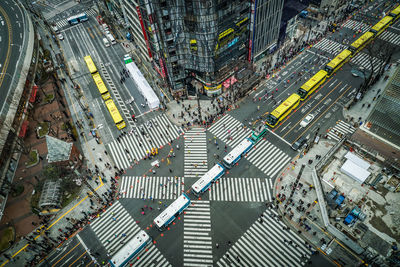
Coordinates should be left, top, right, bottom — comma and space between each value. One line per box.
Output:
52, 25, 60, 34
106, 33, 116, 45
103, 38, 110, 47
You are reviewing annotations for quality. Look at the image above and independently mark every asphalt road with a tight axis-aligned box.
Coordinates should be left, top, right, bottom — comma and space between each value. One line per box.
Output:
31, 0, 400, 266
0, 0, 26, 116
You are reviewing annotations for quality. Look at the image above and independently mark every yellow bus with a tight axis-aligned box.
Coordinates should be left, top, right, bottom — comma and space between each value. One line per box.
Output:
104, 99, 126, 130
92, 73, 111, 100
389, 5, 400, 21
297, 70, 327, 101
324, 49, 352, 77
84, 55, 97, 74
348, 32, 374, 55
266, 94, 301, 128
369, 16, 393, 36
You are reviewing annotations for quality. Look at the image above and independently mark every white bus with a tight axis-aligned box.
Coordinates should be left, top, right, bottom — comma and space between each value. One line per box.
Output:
109, 230, 151, 267
192, 163, 225, 196
154, 193, 191, 231
103, 37, 110, 47
107, 33, 116, 45
223, 138, 254, 169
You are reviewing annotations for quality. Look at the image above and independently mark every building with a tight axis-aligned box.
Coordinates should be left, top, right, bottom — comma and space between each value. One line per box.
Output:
119, 0, 282, 97
45, 135, 83, 168
249, 0, 284, 62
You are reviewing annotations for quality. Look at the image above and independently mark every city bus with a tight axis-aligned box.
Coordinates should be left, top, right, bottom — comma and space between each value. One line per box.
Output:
389, 5, 400, 21
191, 164, 225, 196
92, 73, 111, 100
104, 99, 126, 130
154, 193, 190, 231
109, 231, 151, 267
266, 93, 301, 128
67, 13, 88, 25
348, 32, 374, 55
297, 70, 327, 101
222, 138, 254, 169
84, 55, 97, 74
369, 16, 393, 36
324, 49, 352, 77
250, 126, 268, 143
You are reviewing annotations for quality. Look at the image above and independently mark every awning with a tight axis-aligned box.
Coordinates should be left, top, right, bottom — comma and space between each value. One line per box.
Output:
223, 76, 237, 89
29, 85, 38, 103
19, 120, 29, 138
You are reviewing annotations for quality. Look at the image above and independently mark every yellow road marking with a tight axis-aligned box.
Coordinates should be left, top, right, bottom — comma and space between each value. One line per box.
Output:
68, 251, 87, 267
52, 242, 80, 267
0, 5, 13, 89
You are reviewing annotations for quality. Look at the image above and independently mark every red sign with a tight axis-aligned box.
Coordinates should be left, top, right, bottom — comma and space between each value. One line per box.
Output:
29, 85, 38, 103
136, 6, 152, 58
159, 58, 166, 78
248, 39, 252, 62
19, 120, 29, 138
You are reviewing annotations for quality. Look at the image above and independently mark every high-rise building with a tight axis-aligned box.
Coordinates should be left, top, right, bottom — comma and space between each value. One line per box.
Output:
120, 0, 284, 97
249, 0, 284, 61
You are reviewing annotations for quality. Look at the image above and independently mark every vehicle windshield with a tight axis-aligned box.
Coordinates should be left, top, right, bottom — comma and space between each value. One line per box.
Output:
297, 88, 308, 98
266, 114, 278, 126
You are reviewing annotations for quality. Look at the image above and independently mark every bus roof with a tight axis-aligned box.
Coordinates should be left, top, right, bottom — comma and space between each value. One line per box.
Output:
84, 55, 97, 74
154, 193, 190, 228
223, 138, 253, 165
390, 5, 400, 16
109, 231, 150, 267
326, 49, 352, 69
350, 31, 374, 49
301, 70, 327, 91
371, 16, 393, 32
192, 164, 225, 193
270, 93, 301, 118
92, 73, 108, 94
105, 99, 123, 123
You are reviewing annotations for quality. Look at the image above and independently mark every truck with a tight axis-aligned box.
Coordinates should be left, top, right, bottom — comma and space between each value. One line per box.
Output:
102, 38, 110, 47
106, 33, 116, 45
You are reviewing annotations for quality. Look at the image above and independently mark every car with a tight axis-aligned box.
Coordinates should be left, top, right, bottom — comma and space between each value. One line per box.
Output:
291, 136, 308, 151
57, 33, 64, 40
300, 114, 314, 127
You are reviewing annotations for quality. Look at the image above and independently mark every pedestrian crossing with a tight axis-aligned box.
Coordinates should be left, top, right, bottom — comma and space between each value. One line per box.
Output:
55, 9, 97, 28
107, 114, 183, 169
119, 176, 185, 200
327, 120, 356, 141
184, 128, 208, 178
208, 114, 251, 148
216, 209, 311, 267
246, 139, 291, 178
379, 30, 400, 46
184, 200, 213, 267
350, 52, 383, 72
341, 19, 371, 33
313, 38, 347, 55
209, 177, 272, 202
90, 201, 171, 266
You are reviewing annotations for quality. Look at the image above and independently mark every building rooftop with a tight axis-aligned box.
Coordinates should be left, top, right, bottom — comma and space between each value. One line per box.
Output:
45, 135, 73, 163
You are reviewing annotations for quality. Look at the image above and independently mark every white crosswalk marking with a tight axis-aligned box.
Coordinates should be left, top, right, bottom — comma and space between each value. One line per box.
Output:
119, 176, 185, 199
184, 200, 213, 267
313, 38, 347, 55
90, 201, 171, 266
217, 209, 311, 267
55, 9, 97, 29
379, 30, 400, 46
341, 19, 371, 32
209, 177, 272, 202
107, 114, 183, 169
246, 139, 291, 178
208, 114, 251, 147
184, 128, 208, 178
350, 53, 383, 72
327, 120, 356, 141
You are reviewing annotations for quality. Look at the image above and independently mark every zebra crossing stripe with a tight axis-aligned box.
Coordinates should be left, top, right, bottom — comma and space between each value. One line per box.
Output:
209, 177, 271, 202
342, 19, 370, 32
184, 128, 208, 178
327, 120, 356, 141
107, 114, 183, 169
120, 176, 185, 199
184, 201, 213, 266
217, 209, 311, 267
208, 114, 251, 148
380, 31, 400, 46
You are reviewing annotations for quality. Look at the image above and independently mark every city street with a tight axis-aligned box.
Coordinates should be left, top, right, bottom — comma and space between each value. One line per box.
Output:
4, 0, 399, 266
